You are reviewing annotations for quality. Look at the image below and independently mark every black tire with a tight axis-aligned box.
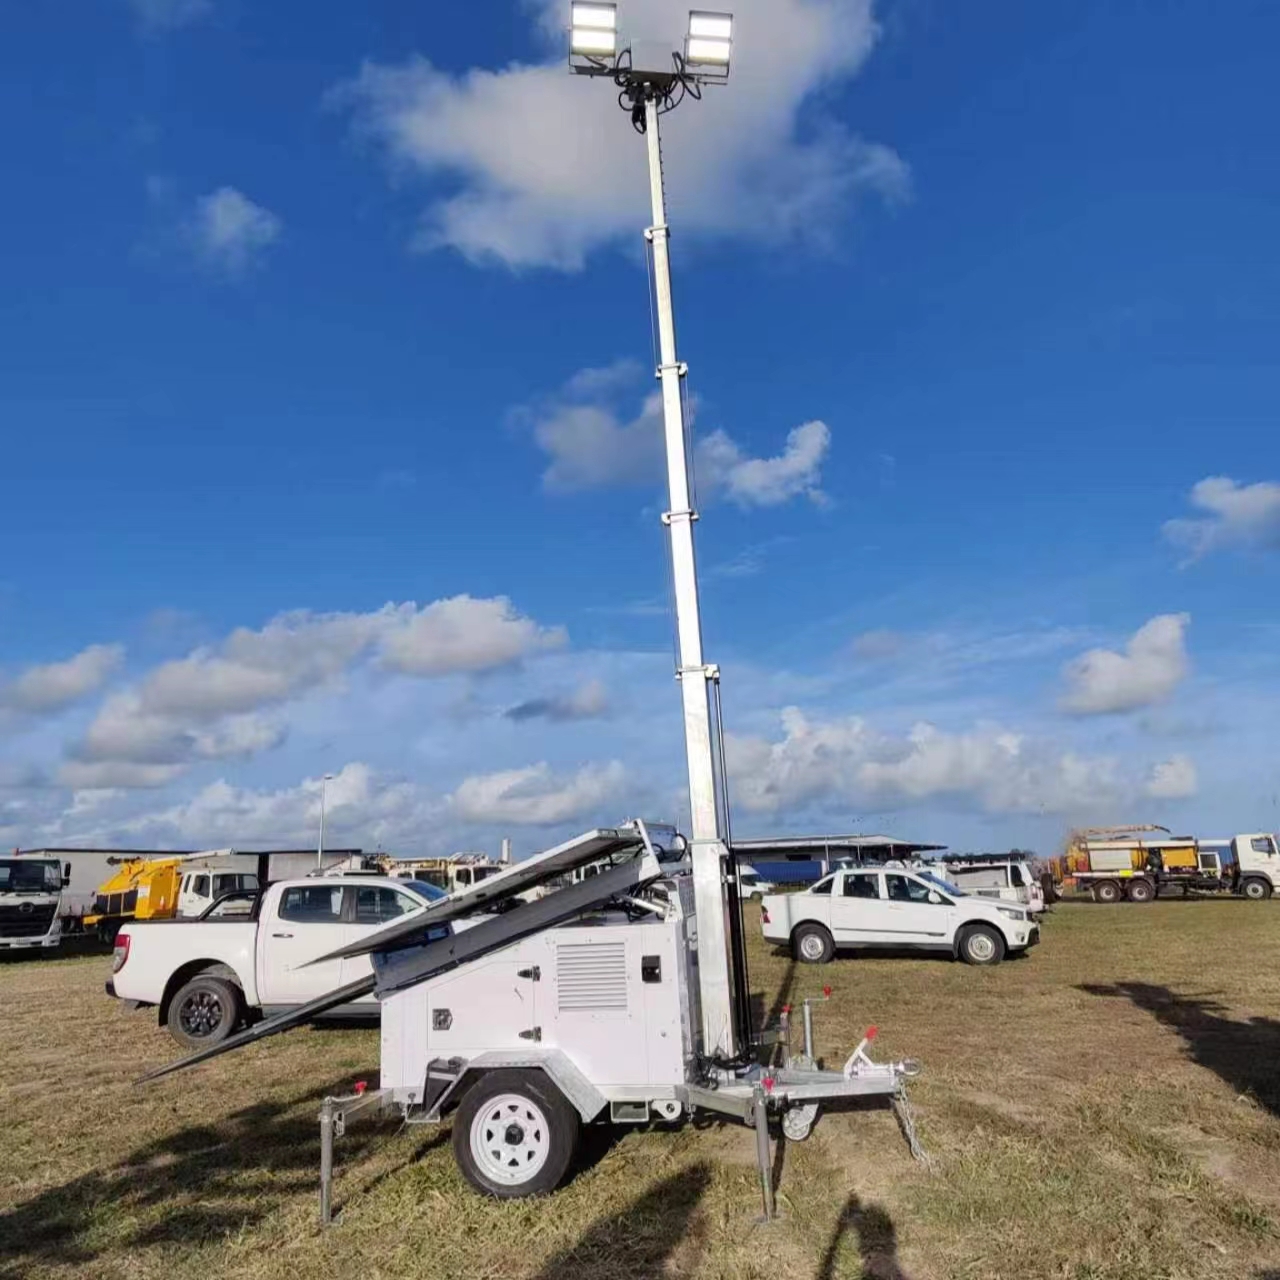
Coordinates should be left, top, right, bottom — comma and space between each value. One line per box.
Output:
166, 974, 243, 1049
452, 1070, 579, 1199
958, 924, 1006, 966
1093, 881, 1122, 905
1241, 878, 1273, 901
1126, 878, 1155, 904
792, 922, 835, 965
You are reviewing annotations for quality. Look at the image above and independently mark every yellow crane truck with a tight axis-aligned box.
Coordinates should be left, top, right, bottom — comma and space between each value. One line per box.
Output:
85, 855, 257, 942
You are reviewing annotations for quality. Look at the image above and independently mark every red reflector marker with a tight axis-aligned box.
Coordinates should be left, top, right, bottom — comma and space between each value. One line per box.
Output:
822, 985, 832, 997
865, 1026, 878, 1040
354, 1081, 367, 1096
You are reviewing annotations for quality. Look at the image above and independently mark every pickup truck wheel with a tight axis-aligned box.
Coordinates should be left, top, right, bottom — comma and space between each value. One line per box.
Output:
1126, 878, 1155, 904
452, 1070, 579, 1199
167, 975, 242, 1049
793, 923, 834, 964
1241, 878, 1272, 901
958, 925, 1005, 966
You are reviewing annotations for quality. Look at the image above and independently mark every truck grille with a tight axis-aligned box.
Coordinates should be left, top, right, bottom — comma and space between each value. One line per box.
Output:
556, 942, 628, 1013
0, 904, 57, 938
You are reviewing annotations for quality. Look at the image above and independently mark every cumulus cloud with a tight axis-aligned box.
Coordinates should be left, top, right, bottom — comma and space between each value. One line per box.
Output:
332, 0, 907, 270
119, 762, 434, 846
1164, 476, 1280, 562
1145, 755, 1198, 800
505, 679, 610, 724
189, 187, 282, 275
525, 362, 831, 504
726, 707, 1159, 817
449, 760, 627, 826
70, 597, 564, 783
58, 760, 187, 790
128, 0, 211, 33
0, 644, 123, 714
1060, 614, 1190, 715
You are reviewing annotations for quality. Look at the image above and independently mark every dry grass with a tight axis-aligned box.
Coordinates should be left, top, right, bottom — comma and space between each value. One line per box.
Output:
2, 900, 1279, 1280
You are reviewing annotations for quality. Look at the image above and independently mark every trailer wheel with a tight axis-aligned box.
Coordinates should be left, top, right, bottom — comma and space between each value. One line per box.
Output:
793, 923, 835, 965
958, 925, 1005, 966
1126, 878, 1155, 904
452, 1070, 579, 1199
1241, 878, 1273, 901
166, 974, 242, 1049
1093, 881, 1122, 904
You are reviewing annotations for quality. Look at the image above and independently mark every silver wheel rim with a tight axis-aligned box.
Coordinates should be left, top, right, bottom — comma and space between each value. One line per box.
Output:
470, 1093, 551, 1186
1246, 882, 1264, 899
967, 932, 995, 962
799, 933, 825, 961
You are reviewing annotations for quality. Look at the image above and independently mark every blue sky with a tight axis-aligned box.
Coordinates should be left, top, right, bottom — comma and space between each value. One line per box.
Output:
2, 0, 1279, 857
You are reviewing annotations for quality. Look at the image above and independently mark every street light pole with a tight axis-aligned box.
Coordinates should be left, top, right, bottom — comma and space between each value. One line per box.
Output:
317, 773, 334, 869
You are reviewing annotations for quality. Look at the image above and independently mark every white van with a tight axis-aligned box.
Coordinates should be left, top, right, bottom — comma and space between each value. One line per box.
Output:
737, 866, 776, 901
928, 857, 1045, 914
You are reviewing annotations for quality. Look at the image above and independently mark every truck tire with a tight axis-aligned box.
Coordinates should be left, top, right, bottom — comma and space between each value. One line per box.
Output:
1241, 878, 1273, 901
958, 925, 1005, 966
1093, 881, 1122, 904
793, 923, 835, 964
166, 974, 243, 1049
452, 1069, 579, 1199
1126, 878, 1155, 904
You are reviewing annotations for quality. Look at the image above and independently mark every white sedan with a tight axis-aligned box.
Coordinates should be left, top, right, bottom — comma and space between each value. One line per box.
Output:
760, 867, 1039, 965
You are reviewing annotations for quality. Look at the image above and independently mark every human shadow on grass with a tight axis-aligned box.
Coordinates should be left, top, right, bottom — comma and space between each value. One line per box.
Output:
0, 1073, 386, 1275
531, 1162, 713, 1280
1078, 982, 1280, 1119
817, 1193, 912, 1280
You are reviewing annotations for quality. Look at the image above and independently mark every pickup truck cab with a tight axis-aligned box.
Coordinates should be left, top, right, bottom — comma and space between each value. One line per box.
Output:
109, 875, 448, 1047
760, 867, 1039, 966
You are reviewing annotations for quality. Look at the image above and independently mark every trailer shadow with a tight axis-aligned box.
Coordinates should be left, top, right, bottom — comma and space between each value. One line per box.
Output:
0, 1074, 383, 1274
531, 1161, 713, 1280
816, 1192, 912, 1280
1078, 982, 1280, 1119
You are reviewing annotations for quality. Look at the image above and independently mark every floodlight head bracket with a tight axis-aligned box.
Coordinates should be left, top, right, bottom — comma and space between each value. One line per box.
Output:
570, 45, 721, 132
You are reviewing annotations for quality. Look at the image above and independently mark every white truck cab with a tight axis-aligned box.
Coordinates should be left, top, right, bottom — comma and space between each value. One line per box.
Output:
176, 867, 259, 918
0, 855, 65, 951
760, 867, 1039, 965
1225, 833, 1280, 899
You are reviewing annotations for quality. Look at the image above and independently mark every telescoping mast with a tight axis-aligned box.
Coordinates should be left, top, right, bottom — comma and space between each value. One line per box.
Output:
137, 7, 923, 1221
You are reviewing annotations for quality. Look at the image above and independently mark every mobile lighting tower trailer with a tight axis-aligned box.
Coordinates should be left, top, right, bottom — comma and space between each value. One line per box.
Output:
140, 7, 924, 1220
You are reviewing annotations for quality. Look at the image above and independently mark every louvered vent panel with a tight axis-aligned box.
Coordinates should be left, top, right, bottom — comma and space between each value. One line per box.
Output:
556, 942, 629, 1012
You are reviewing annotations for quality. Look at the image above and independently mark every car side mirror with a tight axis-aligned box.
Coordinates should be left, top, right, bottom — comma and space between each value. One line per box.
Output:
927, 891, 941, 904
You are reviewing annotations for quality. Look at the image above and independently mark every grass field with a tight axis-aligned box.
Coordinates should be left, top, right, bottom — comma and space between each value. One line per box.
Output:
2, 900, 1279, 1280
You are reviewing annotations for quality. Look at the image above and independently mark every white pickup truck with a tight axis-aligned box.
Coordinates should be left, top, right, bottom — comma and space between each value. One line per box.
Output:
760, 866, 1040, 965
107, 875, 449, 1047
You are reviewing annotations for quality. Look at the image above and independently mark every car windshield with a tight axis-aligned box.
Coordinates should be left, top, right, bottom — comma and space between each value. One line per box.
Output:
404, 880, 449, 903
917, 871, 965, 897
0, 860, 60, 894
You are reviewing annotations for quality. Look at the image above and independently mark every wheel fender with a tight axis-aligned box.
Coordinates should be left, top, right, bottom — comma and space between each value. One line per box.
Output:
438, 1049, 608, 1123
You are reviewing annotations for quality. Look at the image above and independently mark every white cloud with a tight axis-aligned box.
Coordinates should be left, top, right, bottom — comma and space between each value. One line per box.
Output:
526, 362, 831, 504
697, 421, 830, 507
379, 595, 565, 676
0, 644, 123, 714
1164, 476, 1280, 561
1146, 755, 1198, 800
332, 0, 907, 270
128, 0, 211, 33
727, 707, 1133, 817
119, 762, 434, 847
189, 187, 282, 275
450, 760, 627, 826
1060, 614, 1190, 715
850, 629, 906, 661
505, 679, 610, 723
71, 597, 564, 782
58, 760, 187, 790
